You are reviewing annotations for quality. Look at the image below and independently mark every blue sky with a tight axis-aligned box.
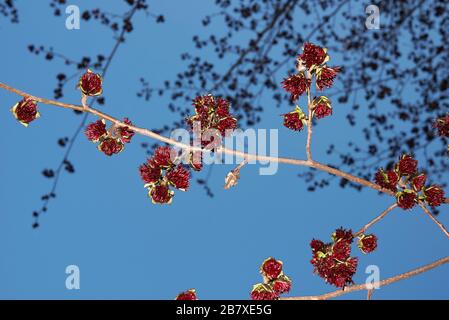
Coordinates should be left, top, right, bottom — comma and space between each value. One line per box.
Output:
0, 1, 448, 299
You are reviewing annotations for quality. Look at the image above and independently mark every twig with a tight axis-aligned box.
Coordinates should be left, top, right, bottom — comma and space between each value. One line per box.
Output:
3, 81, 449, 206
306, 78, 313, 160
354, 203, 397, 237
281, 255, 449, 300
418, 202, 449, 240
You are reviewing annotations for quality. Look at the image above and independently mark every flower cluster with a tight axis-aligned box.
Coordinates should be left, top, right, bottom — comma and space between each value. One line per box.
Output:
310, 228, 377, 288
85, 118, 135, 156
185, 95, 237, 170
79, 69, 103, 96
312, 96, 332, 119
250, 257, 292, 300
139, 146, 191, 204
175, 289, 197, 300
374, 154, 445, 210
281, 43, 340, 131
282, 105, 307, 131
10, 97, 40, 127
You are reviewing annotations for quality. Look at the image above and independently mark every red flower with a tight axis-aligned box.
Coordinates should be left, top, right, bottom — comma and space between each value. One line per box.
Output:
434, 114, 449, 138
176, 289, 197, 300
396, 190, 417, 210
424, 185, 445, 207
217, 117, 237, 136
311, 228, 359, 288
358, 234, 378, 254
150, 184, 173, 204
261, 257, 283, 280
298, 43, 327, 69
310, 239, 325, 253
153, 146, 173, 167
311, 252, 358, 288
98, 138, 124, 156
411, 173, 427, 191
216, 98, 231, 117
397, 154, 418, 175
316, 66, 341, 90
85, 120, 107, 142
166, 165, 190, 191
282, 73, 311, 101
374, 169, 399, 192
272, 275, 291, 295
250, 284, 278, 300
10, 98, 40, 126
332, 228, 353, 243
79, 69, 103, 96
117, 118, 135, 143
187, 95, 238, 144
139, 160, 161, 184
283, 110, 305, 131
314, 103, 332, 119
332, 239, 352, 261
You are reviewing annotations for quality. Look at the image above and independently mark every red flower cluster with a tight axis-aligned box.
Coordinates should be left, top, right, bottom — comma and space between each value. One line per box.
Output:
312, 96, 333, 120
374, 154, 445, 209
283, 106, 306, 131
358, 234, 378, 254
139, 146, 191, 204
85, 118, 135, 156
186, 95, 237, 158
310, 228, 377, 288
282, 73, 311, 101
434, 114, 449, 138
10, 98, 40, 127
298, 42, 328, 69
281, 43, 340, 131
374, 169, 399, 192
79, 69, 103, 96
175, 289, 197, 300
316, 67, 341, 91
250, 257, 292, 300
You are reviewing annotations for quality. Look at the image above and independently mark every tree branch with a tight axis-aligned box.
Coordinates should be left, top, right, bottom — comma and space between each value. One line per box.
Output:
354, 203, 398, 237
2, 81, 449, 206
418, 202, 449, 240
281, 254, 449, 300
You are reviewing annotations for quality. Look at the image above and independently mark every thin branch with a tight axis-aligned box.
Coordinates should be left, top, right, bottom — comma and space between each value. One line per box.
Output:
3, 81, 448, 205
306, 72, 313, 161
281, 254, 449, 300
354, 203, 398, 237
418, 202, 449, 240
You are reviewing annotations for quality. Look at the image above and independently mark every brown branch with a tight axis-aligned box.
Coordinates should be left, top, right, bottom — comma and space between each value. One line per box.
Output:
418, 202, 449, 240
306, 72, 313, 161
281, 255, 449, 300
354, 203, 398, 237
1, 81, 448, 205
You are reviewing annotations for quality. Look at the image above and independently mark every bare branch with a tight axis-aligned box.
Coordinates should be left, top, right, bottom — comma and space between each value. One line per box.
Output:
418, 202, 449, 240
282, 255, 449, 300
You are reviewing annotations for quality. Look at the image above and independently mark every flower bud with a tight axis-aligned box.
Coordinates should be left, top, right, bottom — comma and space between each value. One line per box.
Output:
79, 69, 103, 96
358, 234, 378, 254
10, 98, 40, 126
260, 257, 283, 280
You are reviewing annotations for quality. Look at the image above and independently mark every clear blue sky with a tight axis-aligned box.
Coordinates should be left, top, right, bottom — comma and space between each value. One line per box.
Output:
0, 1, 448, 299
